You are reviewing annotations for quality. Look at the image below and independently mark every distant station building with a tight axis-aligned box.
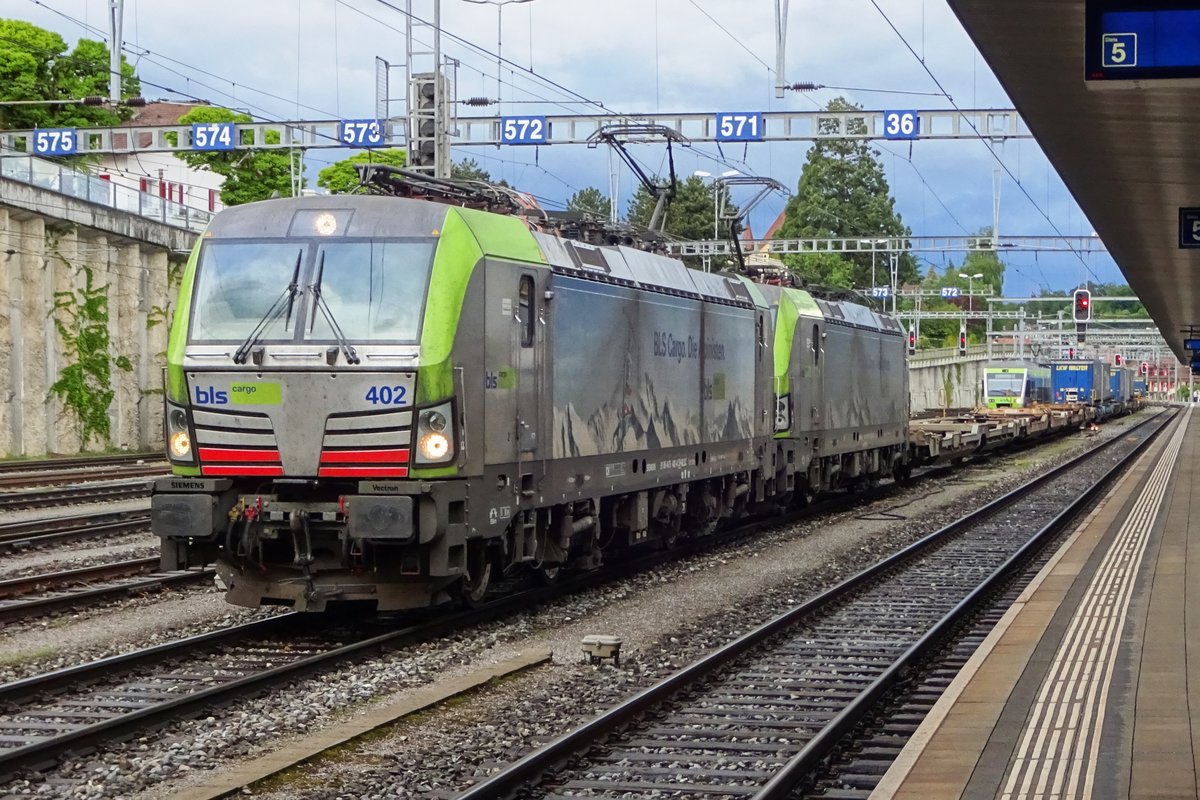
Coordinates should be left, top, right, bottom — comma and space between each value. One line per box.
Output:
100, 101, 226, 215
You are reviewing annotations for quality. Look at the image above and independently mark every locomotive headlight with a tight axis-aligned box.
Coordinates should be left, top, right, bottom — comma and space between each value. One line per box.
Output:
418, 431, 450, 461
414, 402, 455, 464
314, 212, 338, 236
169, 430, 192, 459
165, 403, 195, 464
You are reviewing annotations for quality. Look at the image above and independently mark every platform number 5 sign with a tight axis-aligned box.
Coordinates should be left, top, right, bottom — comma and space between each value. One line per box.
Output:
1179, 208, 1200, 249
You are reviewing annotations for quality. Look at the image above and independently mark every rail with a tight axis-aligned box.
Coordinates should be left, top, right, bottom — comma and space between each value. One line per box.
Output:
454, 410, 1171, 799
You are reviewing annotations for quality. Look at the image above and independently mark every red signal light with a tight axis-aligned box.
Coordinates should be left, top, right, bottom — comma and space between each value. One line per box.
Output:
1072, 289, 1092, 322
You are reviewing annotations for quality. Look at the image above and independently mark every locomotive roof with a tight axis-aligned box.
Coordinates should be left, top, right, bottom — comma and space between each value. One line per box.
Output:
532, 232, 758, 308
814, 297, 905, 336
203, 195, 451, 239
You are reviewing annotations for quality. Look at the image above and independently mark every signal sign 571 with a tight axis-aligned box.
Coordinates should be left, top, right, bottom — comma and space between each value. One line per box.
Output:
715, 112, 764, 142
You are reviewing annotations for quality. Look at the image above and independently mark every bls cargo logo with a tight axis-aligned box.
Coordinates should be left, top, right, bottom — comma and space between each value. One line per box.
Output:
194, 386, 228, 405
193, 382, 282, 406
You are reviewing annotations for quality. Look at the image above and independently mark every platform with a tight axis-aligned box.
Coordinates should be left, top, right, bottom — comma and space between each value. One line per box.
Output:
873, 405, 1198, 800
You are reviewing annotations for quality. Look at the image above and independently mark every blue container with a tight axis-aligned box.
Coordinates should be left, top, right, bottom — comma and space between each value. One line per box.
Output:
1109, 367, 1132, 404
1051, 359, 1106, 404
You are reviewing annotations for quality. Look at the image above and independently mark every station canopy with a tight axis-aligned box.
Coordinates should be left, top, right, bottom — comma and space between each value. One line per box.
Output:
949, 0, 1200, 360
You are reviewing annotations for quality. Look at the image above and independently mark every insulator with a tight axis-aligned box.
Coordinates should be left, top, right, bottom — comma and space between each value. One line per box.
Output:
463, 96, 495, 107
788, 82, 821, 92
82, 95, 105, 106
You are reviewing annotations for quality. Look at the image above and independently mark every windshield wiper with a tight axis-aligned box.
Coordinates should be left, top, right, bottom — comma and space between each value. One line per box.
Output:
232, 250, 303, 365
308, 250, 360, 365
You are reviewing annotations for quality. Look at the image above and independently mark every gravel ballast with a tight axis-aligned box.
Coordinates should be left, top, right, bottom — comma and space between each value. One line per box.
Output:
0, 412, 1155, 800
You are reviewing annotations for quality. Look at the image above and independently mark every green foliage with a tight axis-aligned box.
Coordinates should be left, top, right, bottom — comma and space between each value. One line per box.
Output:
566, 186, 612, 218
172, 107, 301, 206
0, 19, 140, 130
1053, 281, 1146, 316
1020, 281, 1148, 337
627, 176, 739, 239
48, 265, 132, 449
913, 232, 1008, 345
451, 158, 508, 186
317, 148, 407, 194
145, 258, 185, 384
775, 97, 917, 289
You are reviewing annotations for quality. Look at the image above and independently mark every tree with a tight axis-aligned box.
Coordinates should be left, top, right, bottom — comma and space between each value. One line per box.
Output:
566, 186, 612, 218
775, 97, 917, 289
1085, 282, 1146, 316
173, 107, 301, 206
451, 158, 508, 186
0, 19, 140, 130
954, 231, 1006, 298
627, 175, 739, 240
318, 148, 407, 194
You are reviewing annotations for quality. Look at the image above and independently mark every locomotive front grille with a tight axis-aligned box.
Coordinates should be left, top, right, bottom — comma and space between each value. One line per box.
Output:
319, 408, 413, 478
193, 408, 284, 477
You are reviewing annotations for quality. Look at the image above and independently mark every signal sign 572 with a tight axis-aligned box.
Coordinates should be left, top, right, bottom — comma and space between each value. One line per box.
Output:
499, 116, 547, 145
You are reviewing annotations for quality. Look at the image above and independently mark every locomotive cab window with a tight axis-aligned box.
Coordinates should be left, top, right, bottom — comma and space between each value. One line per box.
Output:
519, 276, 534, 347
308, 240, 435, 343
189, 238, 435, 344
812, 323, 820, 364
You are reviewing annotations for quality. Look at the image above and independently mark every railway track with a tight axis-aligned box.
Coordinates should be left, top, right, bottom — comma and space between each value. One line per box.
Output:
0, 481, 151, 513
0, 464, 167, 491
0, 475, 945, 782
0, 418, 1148, 783
454, 410, 1173, 800
0, 559, 213, 624
0, 510, 150, 553
0, 580, 581, 780
0, 453, 160, 475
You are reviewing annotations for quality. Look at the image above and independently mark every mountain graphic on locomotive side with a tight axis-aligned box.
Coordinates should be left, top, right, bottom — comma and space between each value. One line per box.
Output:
151, 168, 910, 612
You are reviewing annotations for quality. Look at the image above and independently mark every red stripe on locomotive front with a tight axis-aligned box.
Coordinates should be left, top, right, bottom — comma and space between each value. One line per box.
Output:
198, 447, 282, 463
319, 449, 411, 464
201, 465, 285, 476
318, 466, 410, 478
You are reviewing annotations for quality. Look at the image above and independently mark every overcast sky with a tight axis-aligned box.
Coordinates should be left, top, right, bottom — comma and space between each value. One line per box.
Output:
3, 0, 1124, 297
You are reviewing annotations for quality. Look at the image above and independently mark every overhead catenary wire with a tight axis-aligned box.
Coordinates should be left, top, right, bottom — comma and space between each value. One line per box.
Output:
23, 0, 773, 210
876, 142, 970, 235
866, 0, 1093, 287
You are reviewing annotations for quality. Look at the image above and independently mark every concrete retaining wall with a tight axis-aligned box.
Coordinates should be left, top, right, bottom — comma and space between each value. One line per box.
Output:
909, 359, 986, 413
0, 178, 196, 456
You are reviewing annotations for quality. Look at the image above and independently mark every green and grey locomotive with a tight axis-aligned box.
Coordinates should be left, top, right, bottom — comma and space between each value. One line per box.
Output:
153, 178, 909, 612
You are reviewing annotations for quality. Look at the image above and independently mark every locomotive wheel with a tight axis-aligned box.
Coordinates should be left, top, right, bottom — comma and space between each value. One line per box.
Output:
460, 545, 492, 606
654, 518, 681, 550
535, 563, 561, 585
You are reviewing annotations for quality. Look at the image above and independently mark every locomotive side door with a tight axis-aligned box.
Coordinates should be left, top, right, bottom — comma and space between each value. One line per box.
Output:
513, 272, 544, 509
808, 320, 824, 431
483, 267, 543, 489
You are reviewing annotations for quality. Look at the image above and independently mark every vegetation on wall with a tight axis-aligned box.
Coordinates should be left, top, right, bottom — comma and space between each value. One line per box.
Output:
48, 265, 132, 448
